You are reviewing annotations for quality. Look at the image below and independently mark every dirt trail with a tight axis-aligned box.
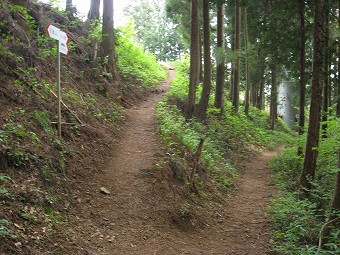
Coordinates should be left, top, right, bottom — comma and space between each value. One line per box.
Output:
67, 70, 277, 255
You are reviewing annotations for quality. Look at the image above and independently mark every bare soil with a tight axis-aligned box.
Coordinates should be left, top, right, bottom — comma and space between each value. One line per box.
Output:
62, 70, 277, 255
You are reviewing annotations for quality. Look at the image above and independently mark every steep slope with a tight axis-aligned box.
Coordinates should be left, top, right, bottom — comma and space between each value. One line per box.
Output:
0, 1, 164, 253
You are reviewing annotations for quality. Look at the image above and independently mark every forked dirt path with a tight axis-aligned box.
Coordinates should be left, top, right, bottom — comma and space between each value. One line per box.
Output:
66, 70, 278, 255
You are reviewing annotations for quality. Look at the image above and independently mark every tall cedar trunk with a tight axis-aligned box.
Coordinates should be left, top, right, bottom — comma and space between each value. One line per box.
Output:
65, 0, 74, 20
88, 0, 100, 21
244, 7, 250, 115
270, 65, 277, 130
102, 0, 118, 80
331, 149, 340, 213
299, 0, 306, 137
332, 150, 340, 211
322, 4, 330, 138
331, 2, 340, 214
186, 0, 200, 119
251, 85, 257, 107
199, 37, 203, 83
229, 16, 235, 101
297, 0, 326, 191
214, 2, 225, 113
298, 0, 306, 156
338, 5, 340, 117
232, 0, 240, 112
87, 0, 101, 62
197, 0, 212, 121
257, 59, 265, 110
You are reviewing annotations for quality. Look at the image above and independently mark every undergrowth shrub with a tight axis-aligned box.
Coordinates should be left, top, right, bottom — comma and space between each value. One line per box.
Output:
157, 102, 237, 189
268, 118, 340, 254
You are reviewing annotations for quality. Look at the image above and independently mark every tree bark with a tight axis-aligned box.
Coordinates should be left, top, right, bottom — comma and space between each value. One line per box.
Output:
197, 0, 212, 122
102, 0, 118, 80
244, 7, 250, 116
87, 0, 101, 62
297, 0, 326, 191
299, 0, 306, 137
65, 0, 75, 20
257, 59, 265, 110
232, 0, 240, 113
337, 4, 340, 117
331, 149, 340, 213
270, 65, 278, 130
186, 0, 200, 119
298, 0, 306, 156
214, 2, 225, 113
88, 0, 100, 21
322, 3, 330, 138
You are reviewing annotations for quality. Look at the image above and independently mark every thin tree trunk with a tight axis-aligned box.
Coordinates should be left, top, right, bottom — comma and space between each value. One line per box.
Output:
186, 0, 200, 119
232, 0, 240, 113
297, 0, 326, 191
332, 150, 340, 211
251, 85, 257, 107
298, 0, 306, 156
229, 16, 235, 102
87, 0, 101, 62
257, 60, 265, 110
244, 7, 250, 116
214, 2, 225, 113
331, 149, 340, 213
337, 4, 340, 117
197, 0, 212, 122
88, 0, 100, 21
102, 0, 118, 80
66, 0, 75, 20
270, 65, 277, 130
322, 4, 330, 138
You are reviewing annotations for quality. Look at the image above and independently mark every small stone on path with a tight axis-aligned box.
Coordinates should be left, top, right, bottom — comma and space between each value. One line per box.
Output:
100, 187, 111, 195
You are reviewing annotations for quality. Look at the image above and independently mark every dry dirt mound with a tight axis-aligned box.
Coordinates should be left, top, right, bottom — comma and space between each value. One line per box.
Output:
53, 70, 278, 255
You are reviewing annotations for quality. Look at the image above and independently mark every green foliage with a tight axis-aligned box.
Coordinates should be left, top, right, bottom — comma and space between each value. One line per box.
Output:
268, 118, 340, 254
33, 111, 54, 137
268, 192, 323, 255
5, 4, 37, 31
268, 147, 303, 188
178, 204, 190, 219
115, 23, 167, 88
0, 176, 14, 239
37, 36, 57, 59
125, 0, 185, 61
157, 102, 237, 189
0, 175, 11, 198
0, 108, 41, 168
166, 57, 190, 101
0, 219, 14, 239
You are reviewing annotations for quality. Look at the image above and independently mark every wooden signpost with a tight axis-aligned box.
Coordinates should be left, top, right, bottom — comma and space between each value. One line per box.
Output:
46, 24, 70, 137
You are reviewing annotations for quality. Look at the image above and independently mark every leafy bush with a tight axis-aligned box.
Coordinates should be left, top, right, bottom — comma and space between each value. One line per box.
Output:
268, 118, 340, 254
157, 102, 236, 189
268, 192, 322, 255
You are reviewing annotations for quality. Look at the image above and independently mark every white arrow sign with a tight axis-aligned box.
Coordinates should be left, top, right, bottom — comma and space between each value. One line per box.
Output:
58, 30, 69, 55
46, 24, 60, 40
46, 24, 70, 55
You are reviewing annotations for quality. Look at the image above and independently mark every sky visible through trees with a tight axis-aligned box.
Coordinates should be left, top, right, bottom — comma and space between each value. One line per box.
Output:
41, 0, 130, 26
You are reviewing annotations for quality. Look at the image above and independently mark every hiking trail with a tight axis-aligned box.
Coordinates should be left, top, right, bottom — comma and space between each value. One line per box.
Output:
65, 69, 278, 255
